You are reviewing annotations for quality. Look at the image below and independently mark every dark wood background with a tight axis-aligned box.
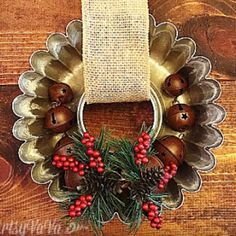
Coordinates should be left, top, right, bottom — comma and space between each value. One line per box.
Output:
0, 1, 235, 235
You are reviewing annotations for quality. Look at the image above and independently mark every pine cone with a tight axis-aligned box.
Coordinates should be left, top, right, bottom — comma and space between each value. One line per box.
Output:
142, 167, 164, 188
78, 172, 102, 194
130, 167, 164, 201
77, 171, 122, 195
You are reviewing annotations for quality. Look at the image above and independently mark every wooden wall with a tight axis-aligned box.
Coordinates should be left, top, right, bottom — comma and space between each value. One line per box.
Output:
0, 1, 235, 235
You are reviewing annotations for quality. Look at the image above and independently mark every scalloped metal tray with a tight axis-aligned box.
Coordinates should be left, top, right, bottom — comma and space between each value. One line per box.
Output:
12, 15, 225, 220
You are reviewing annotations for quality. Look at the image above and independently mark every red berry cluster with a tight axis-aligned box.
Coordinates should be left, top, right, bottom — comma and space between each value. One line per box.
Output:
68, 195, 93, 218
158, 162, 178, 190
52, 155, 86, 176
134, 132, 151, 165
82, 132, 105, 174
142, 201, 163, 230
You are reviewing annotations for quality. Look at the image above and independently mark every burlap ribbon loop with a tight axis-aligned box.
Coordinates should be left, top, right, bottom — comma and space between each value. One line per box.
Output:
82, 0, 150, 104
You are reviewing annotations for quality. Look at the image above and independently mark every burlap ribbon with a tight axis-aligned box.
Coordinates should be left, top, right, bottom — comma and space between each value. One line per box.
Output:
82, 0, 150, 104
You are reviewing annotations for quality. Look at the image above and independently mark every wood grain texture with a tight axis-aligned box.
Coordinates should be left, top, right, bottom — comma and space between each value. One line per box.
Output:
0, 1, 235, 236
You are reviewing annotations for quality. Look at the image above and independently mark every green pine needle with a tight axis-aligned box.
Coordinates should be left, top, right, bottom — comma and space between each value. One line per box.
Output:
60, 127, 167, 233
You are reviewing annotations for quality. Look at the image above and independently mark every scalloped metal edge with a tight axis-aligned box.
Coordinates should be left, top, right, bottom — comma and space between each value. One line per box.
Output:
11, 15, 226, 217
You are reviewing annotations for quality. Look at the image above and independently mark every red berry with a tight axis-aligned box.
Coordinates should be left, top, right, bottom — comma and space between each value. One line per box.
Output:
89, 161, 97, 168
69, 162, 75, 168
69, 211, 76, 218
140, 149, 147, 155
156, 224, 161, 229
134, 146, 140, 153
61, 156, 67, 162
163, 178, 169, 184
141, 132, 147, 137
53, 155, 60, 161
83, 132, 90, 138
80, 203, 87, 209
153, 217, 160, 223
159, 183, 164, 189
56, 162, 63, 168
143, 134, 151, 140
137, 153, 145, 159
164, 166, 170, 171
86, 149, 94, 156
138, 137, 144, 143
69, 205, 75, 210
97, 167, 104, 173
75, 200, 81, 205
148, 211, 155, 218
148, 216, 154, 221
52, 161, 56, 166
164, 173, 171, 179
149, 204, 158, 211
98, 162, 104, 168
80, 196, 86, 202
75, 206, 81, 212
87, 202, 92, 206
63, 167, 69, 170
79, 163, 85, 170
76, 211, 82, 217
73, 167, 79, 172
170, 170, 177, 176
93, 151, 100, 158
97, 157, 102, 162
81, 139, 87, 144
143, 141, 150, 148
135, 159, 141, 165
142, 203, 149, 212
138, 144, 145, 150
68, 157, 74, 162
150, 222, 157, 228
171, 164, 178, 171
89, 136, 95, 142
86, 142, 94, 148
63, 161, 69, 167
90, 157, 95, 162
142, 157, 149, 164
75, 161, 79, 165
78, 170, 85, 176
86, 195, 93, 202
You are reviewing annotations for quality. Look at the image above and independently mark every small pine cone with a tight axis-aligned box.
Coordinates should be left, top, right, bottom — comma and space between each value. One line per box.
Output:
78, 172, 102, 194
129, 182, 149, 202
129, 167, 164, 201
103, 172, 121, 194
142, 167, 164, 189
77, 171, 123, 195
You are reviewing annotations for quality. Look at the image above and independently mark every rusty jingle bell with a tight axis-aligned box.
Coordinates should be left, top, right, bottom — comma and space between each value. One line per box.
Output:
54, 135, 74, 156
163, 73, 188, 97
154, 136, 185, 166
166, 104, 195, 132
54, 136, 82, 190
44, 105, 75, 133
48, 83, 74, 104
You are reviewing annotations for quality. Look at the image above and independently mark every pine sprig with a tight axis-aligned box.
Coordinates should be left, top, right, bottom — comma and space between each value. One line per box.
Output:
71, 132, 89, 163
107, 127, 167, 230
109, 139, 142, 181
71, 129, 111, 166
59, 127, 169, 233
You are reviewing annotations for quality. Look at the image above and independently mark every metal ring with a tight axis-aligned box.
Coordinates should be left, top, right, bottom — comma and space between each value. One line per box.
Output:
77, 86, 163, 139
